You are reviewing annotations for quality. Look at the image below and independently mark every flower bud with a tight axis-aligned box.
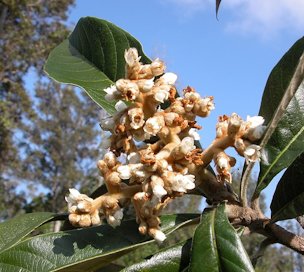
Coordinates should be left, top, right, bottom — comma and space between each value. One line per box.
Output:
117, 165, 131, 180
188, 128, 200, 140
103, 151, 117, 168
159, 72, 177, 85
244, 144, 261, 163
116, 79, 140, 101
128, 107, 145, 130
104, 85, 120, 101
150, 58, 165, 76
143, 115, 165, 136
136, 78, 154, 92
125, 48, 141, 66
115, 100, 128, 112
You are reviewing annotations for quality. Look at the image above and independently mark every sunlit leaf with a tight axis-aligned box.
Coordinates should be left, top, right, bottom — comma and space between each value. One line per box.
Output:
121, 240, 191, 272
255, 37, 304, 194
189, 204, 254, 272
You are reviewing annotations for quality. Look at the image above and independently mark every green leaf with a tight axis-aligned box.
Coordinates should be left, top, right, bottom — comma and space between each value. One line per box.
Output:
216, 0, 222, 18
0, 212, 56, 253
270, 153, 304, 222
189, 204, 254, 272
255, 36, 304, 194
44, 17, 151, 114
121, 239, 192, 272
0, 214, 198, 272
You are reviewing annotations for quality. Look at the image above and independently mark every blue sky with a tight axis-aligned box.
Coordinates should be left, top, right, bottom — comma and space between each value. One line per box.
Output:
62, 0, 304, 211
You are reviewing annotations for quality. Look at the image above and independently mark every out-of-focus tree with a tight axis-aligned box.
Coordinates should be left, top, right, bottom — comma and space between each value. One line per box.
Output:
0, 0, 82, 219
23, 81, 101, 214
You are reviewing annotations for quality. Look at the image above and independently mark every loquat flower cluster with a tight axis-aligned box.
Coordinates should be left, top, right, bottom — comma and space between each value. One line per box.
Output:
65, 48, 266, 243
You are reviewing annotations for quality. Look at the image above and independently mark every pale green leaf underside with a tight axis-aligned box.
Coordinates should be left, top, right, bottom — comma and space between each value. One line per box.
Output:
44, 39, 116, 114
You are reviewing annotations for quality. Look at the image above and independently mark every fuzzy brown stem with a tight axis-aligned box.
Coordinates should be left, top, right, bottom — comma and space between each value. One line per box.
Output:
92, 185, 141, 210
226, 204, 304, 255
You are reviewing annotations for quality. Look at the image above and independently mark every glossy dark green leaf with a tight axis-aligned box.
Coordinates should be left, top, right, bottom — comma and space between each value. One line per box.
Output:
270, 153, 304, 222
216, 0, 221, 18
44, 17, 151, 114
189, 204, 254, 272
255, 37, 304, 194
0, 214, 198, 272
121, 239, 192, 272
0, 212, 56, 253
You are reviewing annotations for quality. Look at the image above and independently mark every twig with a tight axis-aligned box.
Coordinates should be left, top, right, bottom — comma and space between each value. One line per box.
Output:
226, 204, 304, 255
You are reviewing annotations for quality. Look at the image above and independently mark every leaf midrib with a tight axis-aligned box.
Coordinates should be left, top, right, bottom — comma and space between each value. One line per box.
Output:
259, 125, 304, 186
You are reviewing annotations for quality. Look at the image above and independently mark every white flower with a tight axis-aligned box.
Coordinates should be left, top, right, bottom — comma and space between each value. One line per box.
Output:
160, 72, 177, 85
217, 157, 229, 169
151, 175, 167, 199
104, 85, 120, 101
229, 113, 242, 129
184, 91, 201, 100
129, 163, 145, 175
171, 174, 196, 193
107, 209, 124, 228
188, 128, 200, 140
167, 164, 174, 172
246, 116, 265, 128
153, 184, 167, 199
65, 188, 80, 206
245, 116, 267, 141
137, 78, 154, 92
116, 79, 140, 101
244, 144, 262, 163
180, 137, 196, 155
153, 87, 170, 103
128, 107, 145, 130
117, 165, 131, 180
115, 100, 128, 112
103, 151, 117, 168
154, 230, 167, 243
164, 112, 179, 126
65, 189, 93, 213
143, 115, 165, 136
150, 58, 165, 76
124, 48, 141, 67
199, 97, 215, 111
